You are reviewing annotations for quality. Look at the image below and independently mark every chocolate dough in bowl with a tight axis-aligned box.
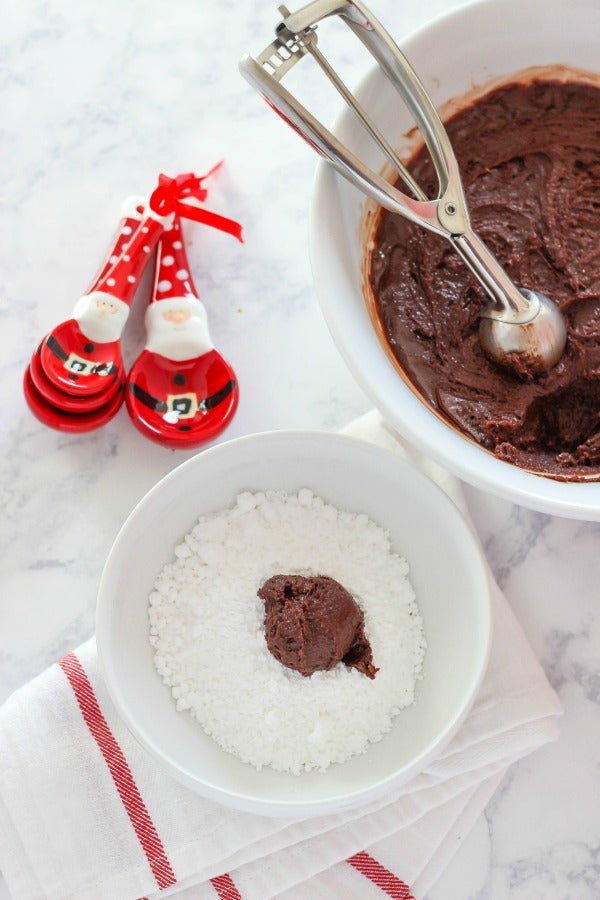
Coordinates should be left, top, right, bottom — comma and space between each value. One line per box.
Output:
309, 0, 600, 519
369, 76, 600, 480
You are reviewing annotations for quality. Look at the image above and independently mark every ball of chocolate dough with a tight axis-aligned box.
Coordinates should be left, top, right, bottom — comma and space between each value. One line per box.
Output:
257, 574, 377, 678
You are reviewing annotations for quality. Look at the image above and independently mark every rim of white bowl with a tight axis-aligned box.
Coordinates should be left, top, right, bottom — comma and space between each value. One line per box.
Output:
308, 0, 600, 521
96, 429, 491, 815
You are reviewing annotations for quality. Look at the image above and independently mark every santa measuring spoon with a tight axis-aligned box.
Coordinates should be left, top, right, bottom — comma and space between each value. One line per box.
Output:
125, 215, 239, 449
38, 197, 167, 396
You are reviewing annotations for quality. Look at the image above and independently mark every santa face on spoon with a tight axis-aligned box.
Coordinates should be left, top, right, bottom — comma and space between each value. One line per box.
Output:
125, 217, 239, 449
43, 291, 130, 381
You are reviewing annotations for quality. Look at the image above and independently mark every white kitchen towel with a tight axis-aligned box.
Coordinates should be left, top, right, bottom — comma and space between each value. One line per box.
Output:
0, 411, 562, 900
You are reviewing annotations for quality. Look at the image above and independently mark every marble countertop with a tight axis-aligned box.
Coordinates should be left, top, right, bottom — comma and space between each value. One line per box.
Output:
1, 0, 599, 897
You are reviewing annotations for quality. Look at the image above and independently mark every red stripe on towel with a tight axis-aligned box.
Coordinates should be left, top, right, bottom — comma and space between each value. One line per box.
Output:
210, 872, 243, 899
59, 652, 177, 891
348, 851, 415, 899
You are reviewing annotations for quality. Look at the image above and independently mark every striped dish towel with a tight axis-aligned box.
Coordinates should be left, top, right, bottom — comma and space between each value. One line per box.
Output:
0, 411, 562, 900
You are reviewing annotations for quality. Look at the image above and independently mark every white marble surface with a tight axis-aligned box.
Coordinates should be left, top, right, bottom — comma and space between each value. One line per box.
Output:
1, 0, 599, 897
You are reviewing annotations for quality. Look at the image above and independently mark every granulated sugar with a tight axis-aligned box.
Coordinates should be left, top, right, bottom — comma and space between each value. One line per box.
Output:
149, 489, 426, 775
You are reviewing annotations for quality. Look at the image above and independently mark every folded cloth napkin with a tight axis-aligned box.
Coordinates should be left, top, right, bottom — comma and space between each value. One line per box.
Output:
0, 411, 562, 900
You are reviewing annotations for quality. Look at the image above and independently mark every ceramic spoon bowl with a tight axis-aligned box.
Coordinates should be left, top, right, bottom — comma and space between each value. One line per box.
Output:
29, 341, 125, 413
23, 367, 125, 433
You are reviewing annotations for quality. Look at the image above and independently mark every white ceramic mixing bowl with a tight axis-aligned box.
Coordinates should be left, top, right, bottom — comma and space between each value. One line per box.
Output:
96, 430, 490, 817
310, 0, 600, 519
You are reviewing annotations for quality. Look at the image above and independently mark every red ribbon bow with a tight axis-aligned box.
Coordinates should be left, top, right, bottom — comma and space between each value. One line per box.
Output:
149, 165, 243, 242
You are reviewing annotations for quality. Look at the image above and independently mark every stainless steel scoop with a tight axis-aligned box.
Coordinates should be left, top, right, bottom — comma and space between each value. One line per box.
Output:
240, 0, 567, 375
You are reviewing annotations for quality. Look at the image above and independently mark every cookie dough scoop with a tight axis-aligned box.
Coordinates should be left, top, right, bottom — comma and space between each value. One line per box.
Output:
240, 0, 567, 376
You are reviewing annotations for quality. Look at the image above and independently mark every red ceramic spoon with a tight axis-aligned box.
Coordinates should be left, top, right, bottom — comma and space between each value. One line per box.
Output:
39, 198, 166, 396
23, 367, 125, 433
125, 216, 239, 449
30, 341, 125, 413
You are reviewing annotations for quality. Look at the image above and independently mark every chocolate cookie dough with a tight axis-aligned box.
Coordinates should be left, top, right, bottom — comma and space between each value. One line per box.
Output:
258, 574, 378, 678
370, 77, 600, 479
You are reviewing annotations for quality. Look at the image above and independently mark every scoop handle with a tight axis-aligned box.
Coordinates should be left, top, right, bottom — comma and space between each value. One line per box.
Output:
241, 0, 537, 319
239, 53, 445, 236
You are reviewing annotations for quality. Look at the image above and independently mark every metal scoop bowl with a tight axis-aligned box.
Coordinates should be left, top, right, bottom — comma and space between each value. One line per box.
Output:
240, 0, 567, 376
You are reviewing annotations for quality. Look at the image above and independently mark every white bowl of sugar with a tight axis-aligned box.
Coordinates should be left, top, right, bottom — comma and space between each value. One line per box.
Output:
96, 430, 491, 817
